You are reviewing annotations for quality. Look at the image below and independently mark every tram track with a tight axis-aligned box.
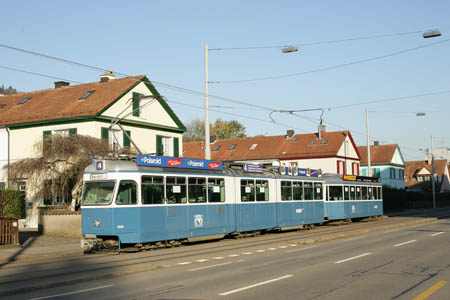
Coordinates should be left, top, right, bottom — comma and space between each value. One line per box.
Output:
0, 215, 437, 294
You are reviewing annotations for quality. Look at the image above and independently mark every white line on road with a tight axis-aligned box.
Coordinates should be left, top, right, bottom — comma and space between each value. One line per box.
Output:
287, 245, 318, 253
430, 232, 445, 237
278, 246, 288, 249
268, 248, 277, 251
256, 250, 265, 253
242, 252, 253, 255
344, 236, 365, 242
178, 262, 192, 265
228, 254, 239, 257
28, 285, 113, 300
213, 257, 225, 260
334, 253, 372, 264
219, 275, 294, 296
394, 240, 416, 247
290, 244, 297, 247
188, 261, 233, 272
196, 259, 209, 262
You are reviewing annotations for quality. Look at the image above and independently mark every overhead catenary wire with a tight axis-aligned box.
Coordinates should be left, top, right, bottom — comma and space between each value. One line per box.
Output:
214, 38, 450, 83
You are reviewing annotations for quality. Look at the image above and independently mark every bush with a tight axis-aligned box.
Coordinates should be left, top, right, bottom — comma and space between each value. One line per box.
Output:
0, 189, 26, 219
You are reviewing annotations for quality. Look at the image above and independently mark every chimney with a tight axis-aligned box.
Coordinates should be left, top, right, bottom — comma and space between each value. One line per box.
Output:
210, 135, 217, 143
318, 124, 326, 139
374, 140, 379, 146
285, 130, 294, 139
100, 71, 115, 82
54, 81, 70, 89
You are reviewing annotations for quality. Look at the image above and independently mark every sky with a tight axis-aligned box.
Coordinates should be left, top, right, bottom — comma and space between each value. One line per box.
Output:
1, 1, 449, 161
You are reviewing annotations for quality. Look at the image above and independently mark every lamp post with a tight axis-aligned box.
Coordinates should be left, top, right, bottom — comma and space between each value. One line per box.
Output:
204, 45, 211, 159
431, 135, 436, 209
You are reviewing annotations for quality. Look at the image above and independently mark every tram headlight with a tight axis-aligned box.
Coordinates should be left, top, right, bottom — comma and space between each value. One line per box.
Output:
94, 219, 101, 227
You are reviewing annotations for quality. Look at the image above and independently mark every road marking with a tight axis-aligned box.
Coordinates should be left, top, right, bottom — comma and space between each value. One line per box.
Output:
178, 262, 192, 265
413, 280, 447, 300
213, 257, 225, 260
188, 261, 232, 272
344, 236, 365, 242
430, 232, 445, 237
394, 240, 416, 247
242, 252, 253, 255
196, 259, 209, 262
219, 275, 294, 296
334, 253, 372, 264
268, 248, 277, 251
228, 254, 239, 257
287, 245, 318, 253
256, 250, 265, 253
290, 244, 297, 247
28, 285, 113, 300
278, 246, 288, 249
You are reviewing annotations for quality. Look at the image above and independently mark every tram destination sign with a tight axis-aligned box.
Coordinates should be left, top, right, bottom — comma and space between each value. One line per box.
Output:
136, 155, 223, 171
279, 166, 321, 177
343, 175, 380, 183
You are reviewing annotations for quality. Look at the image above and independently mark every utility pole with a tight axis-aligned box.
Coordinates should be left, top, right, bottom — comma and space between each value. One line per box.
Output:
204, 44, 211, 160
366, 108, 371, 176
431, 135, 436, 208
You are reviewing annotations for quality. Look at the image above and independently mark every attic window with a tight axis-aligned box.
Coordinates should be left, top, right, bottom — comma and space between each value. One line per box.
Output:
250, 144, 258, 150
79, 90, 95, 100
212, 145, 221, 152
0, 104, 5, 109
291, 137, 298, 142
18, 97, 31, 105
229, 144, 237, 150
321, 139, 328, 144
310, 140, 316, 145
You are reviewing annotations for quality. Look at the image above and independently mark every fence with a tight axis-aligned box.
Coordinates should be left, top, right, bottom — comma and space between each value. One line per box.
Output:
0, 218, 19, 245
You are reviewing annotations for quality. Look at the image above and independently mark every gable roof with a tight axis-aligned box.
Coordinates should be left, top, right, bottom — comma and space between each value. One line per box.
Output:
183, 131, 358, 161
357, 144, 398, 165
404, 159, 449, 188
0, 75, 185, 131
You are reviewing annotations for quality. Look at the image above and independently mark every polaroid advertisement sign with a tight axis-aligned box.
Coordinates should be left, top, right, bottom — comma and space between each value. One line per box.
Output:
137, 155, 222, 171
279, 166, 321, 177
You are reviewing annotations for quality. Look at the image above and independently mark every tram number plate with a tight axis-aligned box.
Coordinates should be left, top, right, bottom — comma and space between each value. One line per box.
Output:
295, 209, 303, 214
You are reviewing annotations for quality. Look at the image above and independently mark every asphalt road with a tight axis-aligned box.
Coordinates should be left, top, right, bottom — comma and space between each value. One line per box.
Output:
6, 216, 449, 300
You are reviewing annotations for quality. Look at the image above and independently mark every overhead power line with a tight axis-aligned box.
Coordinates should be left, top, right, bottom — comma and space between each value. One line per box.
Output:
208, 30, 425, 51
214, 38, 450, 83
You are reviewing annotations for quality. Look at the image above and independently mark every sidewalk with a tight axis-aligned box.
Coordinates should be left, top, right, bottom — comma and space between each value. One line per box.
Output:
0, 231, 82, 264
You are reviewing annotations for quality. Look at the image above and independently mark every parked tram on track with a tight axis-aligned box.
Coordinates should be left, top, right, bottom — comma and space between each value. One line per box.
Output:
81, 155, 383, 252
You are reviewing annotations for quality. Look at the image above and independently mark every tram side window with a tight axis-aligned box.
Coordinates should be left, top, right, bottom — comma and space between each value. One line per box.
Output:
314, 182, 323, 200
304, 182, 314, 200
362, 186, 368, 200
373, 187, 378, 200
379, 187, 383, 199
281, 181, 292, 201
241, 179, 255, 202
344, 186, 350, 200
256, 180, 269, 201
188, 177, 206, 203
166, 176, 187, 204
208, 178, 225, 202
142, 176, 164, 204
350, 186, 356, 200
329, 186, 343, 201
368, 187, 374, 200
293, 181, 303, 200
116, 180, 137, 205
356, 187, 361, 200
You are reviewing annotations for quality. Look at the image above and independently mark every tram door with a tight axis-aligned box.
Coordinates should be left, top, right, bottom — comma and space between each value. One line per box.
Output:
113, 180, 140, 243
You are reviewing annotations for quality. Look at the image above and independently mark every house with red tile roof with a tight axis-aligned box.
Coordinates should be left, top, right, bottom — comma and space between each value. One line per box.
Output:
0, 72, 185, 225
404, 159, 450, 193
183, 127, 361, 175
357, 143, 405, 189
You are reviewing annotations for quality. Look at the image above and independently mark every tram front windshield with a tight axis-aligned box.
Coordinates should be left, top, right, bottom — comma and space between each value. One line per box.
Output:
82, 181, 115, 205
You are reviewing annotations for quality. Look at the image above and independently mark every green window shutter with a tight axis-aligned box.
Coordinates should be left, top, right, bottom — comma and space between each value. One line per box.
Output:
132, 92, 141, 117
69, 128, 77, 135
101, 127, 109, 143
173, 137, 179, 157
123, 131, 131, 148
43, 130, 52, 154
156, 135, 163, 155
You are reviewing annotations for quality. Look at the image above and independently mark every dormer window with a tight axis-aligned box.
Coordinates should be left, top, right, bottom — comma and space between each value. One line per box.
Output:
321, 139, 328, 144
212, 145, 221, 152
250, 144, 257, 150
229, 144, 237, 150
310, 140, 316, 145
18, 97, 31, 105
0, 104, 5, 109
79, 90, 95, 100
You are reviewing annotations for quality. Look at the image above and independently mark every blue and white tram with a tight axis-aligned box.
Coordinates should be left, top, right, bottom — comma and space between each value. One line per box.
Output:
81, 155, 382, 251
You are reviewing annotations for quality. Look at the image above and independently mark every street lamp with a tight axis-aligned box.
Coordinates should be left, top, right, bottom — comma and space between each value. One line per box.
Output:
281, 45, 299, 53
423, 29, 442, 38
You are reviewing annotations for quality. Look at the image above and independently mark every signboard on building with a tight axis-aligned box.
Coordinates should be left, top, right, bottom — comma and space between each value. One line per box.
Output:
343, 174, 380, 183
279, 166, 322, 177
244, 164, 263, 173
136, 155, 223, 171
